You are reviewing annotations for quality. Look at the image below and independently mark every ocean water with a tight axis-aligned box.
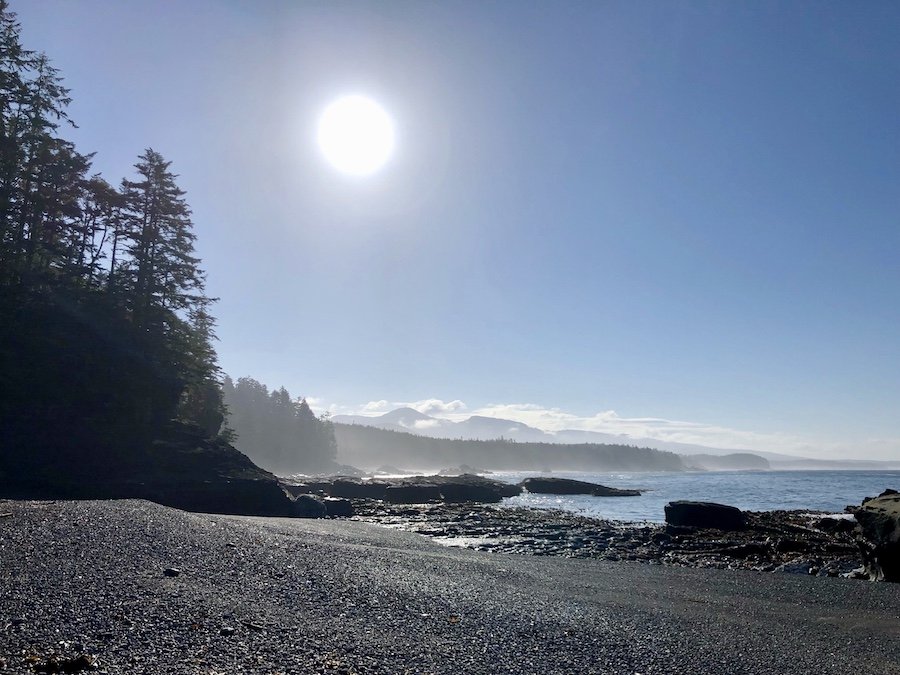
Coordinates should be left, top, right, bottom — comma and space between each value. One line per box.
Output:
491, 470, 900, 523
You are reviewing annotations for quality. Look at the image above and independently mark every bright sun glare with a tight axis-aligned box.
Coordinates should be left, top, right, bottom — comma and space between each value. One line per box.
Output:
317, 95, 395, 176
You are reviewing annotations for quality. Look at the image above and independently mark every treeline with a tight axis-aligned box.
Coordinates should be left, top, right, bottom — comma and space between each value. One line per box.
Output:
333, 423, 686, 472
0, 2, 224, 477
222, 376, 338, 475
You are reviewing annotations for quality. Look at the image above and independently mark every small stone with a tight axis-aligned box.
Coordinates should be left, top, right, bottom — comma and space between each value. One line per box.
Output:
10, 617, 25, 626
163, 567, 181, 577
220, 626, 236, 636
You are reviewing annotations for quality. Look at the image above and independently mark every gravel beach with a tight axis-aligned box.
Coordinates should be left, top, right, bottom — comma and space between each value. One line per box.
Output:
2, 499, 900, 674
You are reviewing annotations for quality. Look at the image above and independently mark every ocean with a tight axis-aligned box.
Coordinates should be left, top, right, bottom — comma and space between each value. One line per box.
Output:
491, 469, 900, 523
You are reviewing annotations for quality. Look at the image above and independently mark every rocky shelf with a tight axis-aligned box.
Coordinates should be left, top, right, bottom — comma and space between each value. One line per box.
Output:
348, 499, 866, 579
284, 474, 638, 503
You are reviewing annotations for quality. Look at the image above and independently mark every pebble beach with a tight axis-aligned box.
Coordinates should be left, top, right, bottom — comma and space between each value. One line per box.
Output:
2, 499, 900, 674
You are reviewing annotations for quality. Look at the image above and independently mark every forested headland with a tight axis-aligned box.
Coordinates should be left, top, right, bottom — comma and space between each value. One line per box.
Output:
0, 1, 343, 497
0, 1, 220, 475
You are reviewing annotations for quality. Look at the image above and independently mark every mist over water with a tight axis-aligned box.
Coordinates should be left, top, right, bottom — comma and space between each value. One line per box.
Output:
493, 470, 900, 523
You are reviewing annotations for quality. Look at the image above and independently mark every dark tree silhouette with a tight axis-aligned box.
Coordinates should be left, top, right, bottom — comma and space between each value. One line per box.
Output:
0, 2, 229, 483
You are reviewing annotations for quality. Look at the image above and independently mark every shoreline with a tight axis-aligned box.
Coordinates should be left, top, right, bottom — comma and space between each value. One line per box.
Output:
2, 499, 900, 674
349, 499, 864, 578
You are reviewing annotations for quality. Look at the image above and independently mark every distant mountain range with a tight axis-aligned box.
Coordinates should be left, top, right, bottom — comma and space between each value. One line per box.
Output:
334, 407, 756, 456
333, 408, 900, 471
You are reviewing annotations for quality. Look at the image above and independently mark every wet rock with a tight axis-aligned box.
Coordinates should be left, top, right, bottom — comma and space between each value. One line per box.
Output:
719, 542, 770, 558
518, 477, 640, 497
855, 489, 900, 581
291, 494, 327, 518
349, 499, 862, 578
665, 501, 747, 531
385, 484, 442, 504
327, 478, 389, 500
775, 538, 809, 553
814, 515, 857, 535
322, 497, 353, 517
438, 475, 520, 502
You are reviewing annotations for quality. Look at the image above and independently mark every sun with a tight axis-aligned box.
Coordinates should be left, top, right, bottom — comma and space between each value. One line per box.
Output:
316, 95, 395, 176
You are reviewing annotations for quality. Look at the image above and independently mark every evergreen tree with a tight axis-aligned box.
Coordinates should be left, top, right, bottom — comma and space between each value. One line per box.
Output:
0, 1, 232, 483
222, 377, 338, 474
0, 1, 78, 285
119, 148, 205, 329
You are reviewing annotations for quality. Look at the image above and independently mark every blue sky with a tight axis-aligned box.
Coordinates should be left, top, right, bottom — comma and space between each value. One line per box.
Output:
15, 1, 900, 457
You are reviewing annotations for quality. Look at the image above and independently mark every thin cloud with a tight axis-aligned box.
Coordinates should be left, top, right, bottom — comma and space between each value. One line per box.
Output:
470, 403, 808, 454
408, 398, 467, 415
336, 398, 896, 459
361, 400, 392, 414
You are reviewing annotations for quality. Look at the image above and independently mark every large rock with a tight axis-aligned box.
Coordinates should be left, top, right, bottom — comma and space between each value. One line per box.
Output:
384, 483, 442, 503
437, 474, 521, 503
664, 501, 747, 531
518, 477, 641, 497
291, 494, 327, 518
855, 489, 900, 582
322, 497, 354, 517
326, 478, 389, 500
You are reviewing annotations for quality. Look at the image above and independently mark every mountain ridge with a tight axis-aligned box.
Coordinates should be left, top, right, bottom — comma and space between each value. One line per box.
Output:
332, 408, 900, 469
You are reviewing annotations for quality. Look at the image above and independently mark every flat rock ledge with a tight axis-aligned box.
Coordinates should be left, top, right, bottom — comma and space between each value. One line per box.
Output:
518, 476, 641, 497
285, 474, 640, 504
349, 500, 865, 579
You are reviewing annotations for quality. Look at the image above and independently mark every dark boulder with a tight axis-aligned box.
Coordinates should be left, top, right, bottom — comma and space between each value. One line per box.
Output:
855, 489, 900, 582
322, 497, 354, 517
814, 515, 858, 535
518, 477, 641, 497
292, 494, 327, 518
385, 483, 442, 503
664, 501, 747, 531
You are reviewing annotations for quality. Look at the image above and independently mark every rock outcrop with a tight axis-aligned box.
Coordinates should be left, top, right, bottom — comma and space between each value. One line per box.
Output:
664, 501, 747, 531
322, 497, 354, 517
855, 489, 900, 582
518, 477, 641, 497
385, 483, 443, 503
0, 422, 307, 518
288, 474, 521, 504
437, 474, 520, 502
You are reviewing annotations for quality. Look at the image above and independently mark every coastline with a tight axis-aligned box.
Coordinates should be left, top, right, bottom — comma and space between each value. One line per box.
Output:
3, 499, 900, 674
349, 499, 863, 577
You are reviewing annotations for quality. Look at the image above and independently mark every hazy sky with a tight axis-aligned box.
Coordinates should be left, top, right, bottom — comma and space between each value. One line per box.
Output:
16, 1, 900, 458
